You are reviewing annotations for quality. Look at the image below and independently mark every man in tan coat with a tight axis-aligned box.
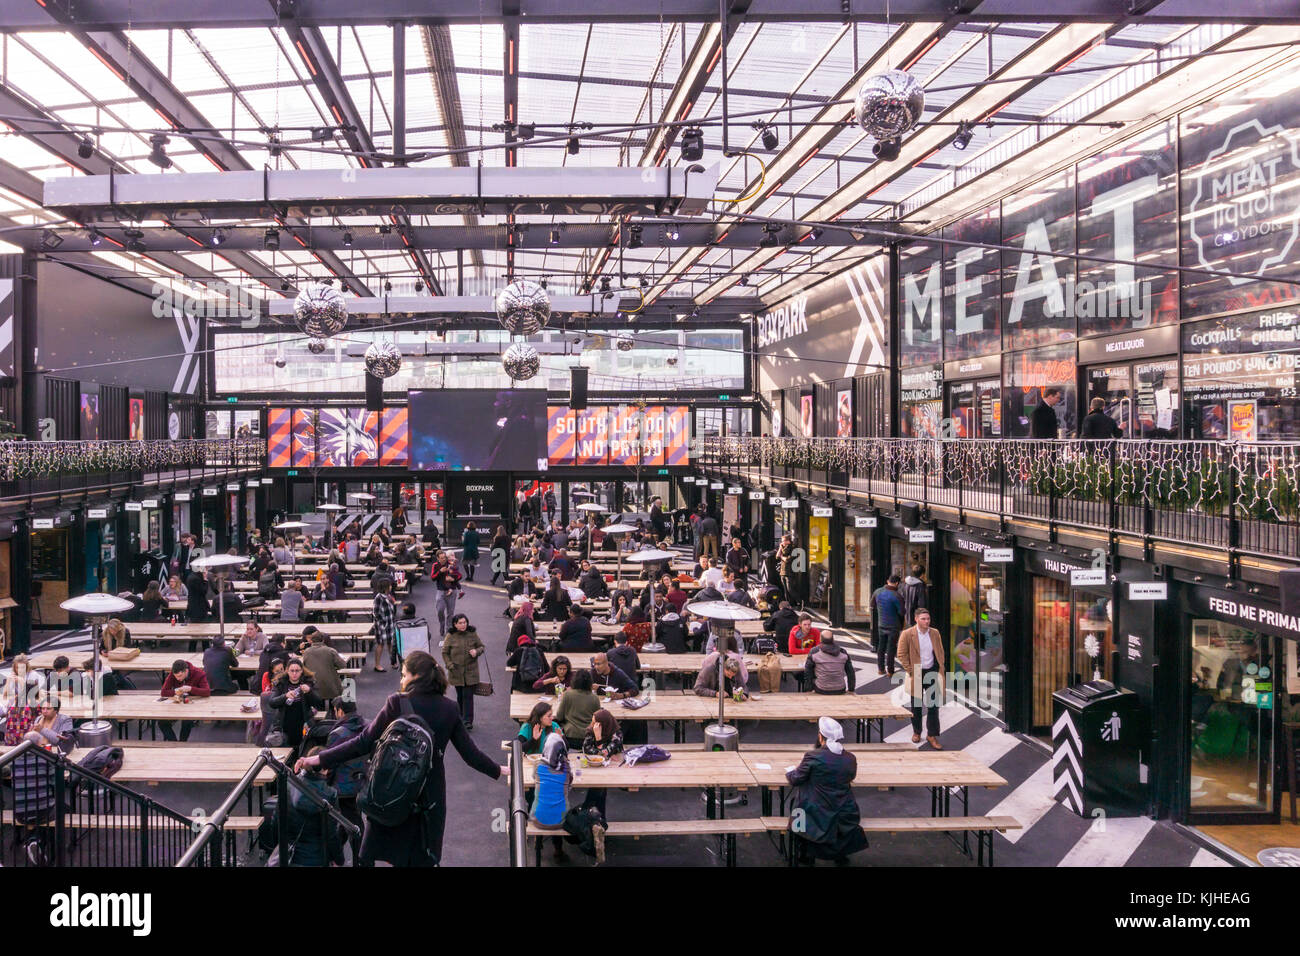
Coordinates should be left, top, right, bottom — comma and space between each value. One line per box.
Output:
896, 608, 945, 749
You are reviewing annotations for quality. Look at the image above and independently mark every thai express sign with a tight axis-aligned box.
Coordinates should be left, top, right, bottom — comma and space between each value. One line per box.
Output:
1188, 117, 1300, 284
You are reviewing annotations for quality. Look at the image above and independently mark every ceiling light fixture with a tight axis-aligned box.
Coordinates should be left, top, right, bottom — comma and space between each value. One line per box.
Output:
600, 276, 612, 293
341, 231, 353, 247
760, 125, 778, 150
550, 228, 561, 245
88, 230, 102, 247
518, 123, 535, 140
953, 121, 975, 151
147, 134, 171, 169
77, 135, 95, 160
567, 136, 580, 155
872, 137, 902, 162
760, 224, 782, 248
210, 228, 227, 247
263, 228, 280, 251
415, 280, 424, 293
628, 224, 643, 249
679, 127, 705, 162
384, 279, 393, 292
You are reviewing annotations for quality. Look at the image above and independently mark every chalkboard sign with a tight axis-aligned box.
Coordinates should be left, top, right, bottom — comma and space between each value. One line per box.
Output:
31, 532, 68, 582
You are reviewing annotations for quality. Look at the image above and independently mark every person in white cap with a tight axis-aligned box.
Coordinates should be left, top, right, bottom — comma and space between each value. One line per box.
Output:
783, 716, 869, 866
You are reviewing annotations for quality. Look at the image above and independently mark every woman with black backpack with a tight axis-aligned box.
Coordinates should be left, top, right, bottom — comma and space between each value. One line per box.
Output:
296, 650, 505, 867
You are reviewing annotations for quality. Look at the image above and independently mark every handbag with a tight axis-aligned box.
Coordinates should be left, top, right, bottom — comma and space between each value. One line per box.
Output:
106, 646, 140, 662
473, 645, 495, 697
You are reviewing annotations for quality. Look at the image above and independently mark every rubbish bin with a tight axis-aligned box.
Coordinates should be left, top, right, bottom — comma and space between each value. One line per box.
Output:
1051, 680, 1144, 817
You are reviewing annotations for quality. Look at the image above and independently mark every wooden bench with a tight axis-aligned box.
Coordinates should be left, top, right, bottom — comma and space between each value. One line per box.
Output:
758, 815, 1022, 867
524, 817, 766, 866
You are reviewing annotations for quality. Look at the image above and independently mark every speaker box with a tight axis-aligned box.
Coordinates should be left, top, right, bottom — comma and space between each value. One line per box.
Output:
1281, 568, 1300, 617
900, 502, 922, 528
569, 366, 588, 410
364, 372, 384, 411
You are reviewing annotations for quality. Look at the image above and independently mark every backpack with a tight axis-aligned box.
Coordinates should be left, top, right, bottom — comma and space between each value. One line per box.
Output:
562, 804, 606, 857
258, 571, 279, 598
326, 719, 369, 798
357, 695, 436, 827
77, 745, 124, 780
516, 644, 546, 687
751, 637, 778, 656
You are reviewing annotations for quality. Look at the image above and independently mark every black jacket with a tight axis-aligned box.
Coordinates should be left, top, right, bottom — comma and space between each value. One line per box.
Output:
507, 616, 536, 653
557, 617, 595, 652
1030, 400, 1061, 439
765, 606, 800, 640
785, 748, 869, 860
317, 690, 500, 866
185, 573, 210, 621
1080, 410, 1122, 439
540, 587, 572, 622
579, 569, 608, 599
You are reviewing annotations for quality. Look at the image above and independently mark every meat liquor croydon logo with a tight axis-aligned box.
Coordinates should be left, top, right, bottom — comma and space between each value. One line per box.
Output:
1188, 118, 1300, 285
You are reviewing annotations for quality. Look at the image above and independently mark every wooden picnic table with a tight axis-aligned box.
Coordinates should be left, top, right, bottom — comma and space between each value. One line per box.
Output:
506, 651, 804, 676
55, 692, 260, 728
517, 747, 755, 792
229, 579, 409, 594
508, 691, 906, 742
128, 621, 375, 638
0, 745, 289, 786
26, 651, 363, 675
740, 749, 1007, 819
167, 599, 375, 614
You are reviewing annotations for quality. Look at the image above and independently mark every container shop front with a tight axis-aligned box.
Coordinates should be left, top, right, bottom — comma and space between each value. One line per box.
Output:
842, 511, 879, 627
1173, 581, 1298, 825
943, 532, 1014, 723
1022, 547, 1115, 736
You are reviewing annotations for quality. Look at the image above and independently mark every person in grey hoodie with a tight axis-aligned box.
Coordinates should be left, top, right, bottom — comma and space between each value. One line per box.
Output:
899, 565, 929, 629
804, 632, 856, 695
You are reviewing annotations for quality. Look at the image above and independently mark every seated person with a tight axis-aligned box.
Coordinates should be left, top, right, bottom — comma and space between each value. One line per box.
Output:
726, 585, 757, 609
533, 655, 572, 693
804, 632, 855, 695
697, 558, 725, 590
557, 604, 595, 652
784, 717, 869, 866
578, 561, 608, 599
693, 655, 749, 700
606, 631, 641, 681
505, 631, 548, 693
789, 613, 822, 655
665, 581, 689, 613
517, 701, 562, 756
159, 659, 211, 742
589, 653, 637, 700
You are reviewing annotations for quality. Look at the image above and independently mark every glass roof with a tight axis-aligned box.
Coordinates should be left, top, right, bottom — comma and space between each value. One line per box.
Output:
0, 16, 1283, 305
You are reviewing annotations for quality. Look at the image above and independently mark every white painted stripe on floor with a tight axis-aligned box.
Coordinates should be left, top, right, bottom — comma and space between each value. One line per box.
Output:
884, 701, 973, 744
963, 726, 1023, 768
1056, 816, 1156, 867
986, 761, 1058, 845
1190, 848, 1233, 867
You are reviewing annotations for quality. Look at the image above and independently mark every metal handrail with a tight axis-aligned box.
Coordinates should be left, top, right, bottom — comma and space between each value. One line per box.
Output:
508, 737, 527, 867
175, 750, 272, 868
261, 750, 363, 839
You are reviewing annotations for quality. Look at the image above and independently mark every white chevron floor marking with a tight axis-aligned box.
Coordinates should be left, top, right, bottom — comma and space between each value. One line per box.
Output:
987, 761, 1058, 845
1190, 848, 1232, 867
963, 726, 1022, 768
1057, 817, 1156, 867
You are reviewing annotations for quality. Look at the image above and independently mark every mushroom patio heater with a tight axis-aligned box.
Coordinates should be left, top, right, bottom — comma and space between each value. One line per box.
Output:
684, 600, 762, 751
60, 592, 136, 748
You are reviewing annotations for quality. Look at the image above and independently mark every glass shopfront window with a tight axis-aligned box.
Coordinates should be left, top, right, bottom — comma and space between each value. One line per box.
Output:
1031, 575, 1113, 732
1189, 621, 1275, 813
900, 363, 942, 438
898, 236, 944, 368
1179, 72, 1300, 321
1076, 122, 1179, 336
845, 529, 873, 625
944, 206, 1002, 360
1183, 306, 1300, 440
1004, 343, 1077, 438
1002, 171, 1076, 351
807, 514, 831, 611
949, 552, 1008, 720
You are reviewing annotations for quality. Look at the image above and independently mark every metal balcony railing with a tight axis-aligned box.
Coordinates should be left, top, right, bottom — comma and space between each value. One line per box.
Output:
0, 437, 265, 481
698, 437, 1300, 561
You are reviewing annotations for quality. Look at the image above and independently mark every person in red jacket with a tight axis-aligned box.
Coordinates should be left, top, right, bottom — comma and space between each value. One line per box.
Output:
665, 582, 689, 613
789, 613, 822, 655
159, 659, 211, 741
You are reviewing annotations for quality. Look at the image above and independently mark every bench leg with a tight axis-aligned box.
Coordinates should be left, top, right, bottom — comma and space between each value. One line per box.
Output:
534, 836, 542, 868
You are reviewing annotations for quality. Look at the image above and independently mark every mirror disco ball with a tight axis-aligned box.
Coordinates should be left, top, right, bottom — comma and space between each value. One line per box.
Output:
306, 338, 327, 355
855, 69, 925, 140
495, 279, 551, 335
616, 333, 634, 352
502, 342, 541, 381
293, 282, 348, 338
364, 339, 403, 379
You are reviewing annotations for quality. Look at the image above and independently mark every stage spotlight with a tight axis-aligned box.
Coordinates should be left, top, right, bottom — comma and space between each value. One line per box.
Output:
264, 229, 280, 251
77, 136, 95, 160
628, 225, 643, 249
211, 228, 227, 247
550, 228, 561, 245
680, 127, 705, 162
953, 121, 974, 150
567, 136, 580, 155
341, 231, 353, 247
147, 134, 171, 169
872, 137, 901, 162
760, 125, 778, 150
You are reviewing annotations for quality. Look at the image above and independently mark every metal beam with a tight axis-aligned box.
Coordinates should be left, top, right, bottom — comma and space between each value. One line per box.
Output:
266, 293, 625, 316
280, 18, 443, 294
43, 165, 722, 221
27, 219, 896, 252
2, 0, 1296, 29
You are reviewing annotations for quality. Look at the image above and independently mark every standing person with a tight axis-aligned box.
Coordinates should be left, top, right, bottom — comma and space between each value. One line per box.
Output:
785, 717, 869, 866
900, 564, 929, 630
296, 650, 505, 867
185, 569, 210, 623
725, 537, 750, 588
391, 504, 408, 535
371, 579, 397, 673
173, 532, 203, 577
1031, 386, 1064, 439
431, 552, 464, 637
1081, 396, 1123, 439
422, 518, 441, 549
489, 524, 510, 586
461, 521, 481, 583
303, 630, 347, 702
897, 608, 945, 749
543, 486, 558, 526
441, 613, 485, 731
699, 509, 720, 561
870, 574, 904, 676
649, 496, 668, 540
